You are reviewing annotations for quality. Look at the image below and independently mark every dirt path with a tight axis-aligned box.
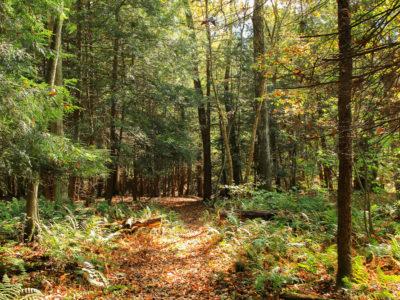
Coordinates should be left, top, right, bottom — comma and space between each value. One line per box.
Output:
106, 197, 255, 300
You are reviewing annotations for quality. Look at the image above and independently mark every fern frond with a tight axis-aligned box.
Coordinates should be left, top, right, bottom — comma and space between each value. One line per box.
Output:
0, 275, 43, 300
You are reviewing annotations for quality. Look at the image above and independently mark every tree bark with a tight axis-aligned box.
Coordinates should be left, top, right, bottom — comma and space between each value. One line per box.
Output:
24, 176, 39, 243
184, 0, 212, 200
223, 35, 242, 184
204, 0, 234, 186
68, 0, 83, 202
256, 102, 273, 190
244, 0, 272, 189
47, 6, 67, 204
336, 0, 353, 287
289, 141, 297, 188
106, 6, 121, 205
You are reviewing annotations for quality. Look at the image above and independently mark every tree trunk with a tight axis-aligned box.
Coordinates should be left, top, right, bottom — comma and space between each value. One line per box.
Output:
184, 0, 212, 200
336, 0, 353, 287
244, 0, 272, 189
223, 39, 241, 184
204, 0, 234, 186
289, 141, 297, 188
219, 117, 228, 185
321, 135, 334, 190
48, 8, 67, 204
185, 164, 192, 196
256, 103, 273, 190
24, 177, 39, 243
106, 7, 120, 205
196, 161, 203, 197
254, 0, 272, 190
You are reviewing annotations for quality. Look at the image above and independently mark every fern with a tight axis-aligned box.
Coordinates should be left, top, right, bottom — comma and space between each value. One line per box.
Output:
377, 267, 400, 285
352, 256, 369, 285
390, 237, 400, 260
0, 275, 43, 300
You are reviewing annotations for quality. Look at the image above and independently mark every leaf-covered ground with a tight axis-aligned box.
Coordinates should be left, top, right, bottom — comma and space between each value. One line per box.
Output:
1, 194, 400, 299
6, 198, 257, 299
101, 198, 256, 299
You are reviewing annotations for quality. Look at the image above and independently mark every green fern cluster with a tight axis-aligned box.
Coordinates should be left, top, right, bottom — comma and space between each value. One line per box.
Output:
0, 275, 43, 300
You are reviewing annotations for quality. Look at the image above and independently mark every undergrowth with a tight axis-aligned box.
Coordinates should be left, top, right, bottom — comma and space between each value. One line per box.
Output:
214, 189, 400, 299
0, 192, 399, 299
0, 198, 176, 297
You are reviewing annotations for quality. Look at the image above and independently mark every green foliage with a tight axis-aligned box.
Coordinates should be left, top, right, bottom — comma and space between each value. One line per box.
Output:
255, 268, 297, 293
352, 256, 369, 286
216, 190, 400, 297
0, 246, 26, 277
390, 237, 400, 260
39, 213, 117, 266
377, 267, 400, 285
0, 200, 25, 241
0, 76, 108, 178
0, 275, 42, 300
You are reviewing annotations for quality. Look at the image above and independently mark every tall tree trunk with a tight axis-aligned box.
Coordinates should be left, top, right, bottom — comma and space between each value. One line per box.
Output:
184, 0, 212, 200
244, 0, 272, 189
219, 118, 228, 185
253, 0, 272, 190
223, 36, 241, 184
68, 0, 83, 202
132, 170, 138, 201
24, 176, 39, 243
196, 161, 203, 197
106, 7, 120, 205
204, 0, 234, 186
321, 135, 334, 190
244, 102, 263, 183
185, 163, 192, 196
48, 6, 67, 204
256, 103, 273, 190
289, 141, 297, 188
336, 0, 353, 287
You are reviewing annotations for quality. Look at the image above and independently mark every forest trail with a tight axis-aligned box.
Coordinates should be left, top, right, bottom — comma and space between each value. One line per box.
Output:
103, 197, 254, 300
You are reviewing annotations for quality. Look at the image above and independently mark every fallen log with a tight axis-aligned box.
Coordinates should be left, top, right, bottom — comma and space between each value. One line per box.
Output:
219, 210, 276, 221
123, 217, 162, 229
238, 210, 276, 220
280, 293, 325, 300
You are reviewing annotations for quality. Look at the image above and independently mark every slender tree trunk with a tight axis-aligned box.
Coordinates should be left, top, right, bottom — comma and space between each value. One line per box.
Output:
139, 175, 144, 197
24, 176, 39, 243
106, 7, 120, 205
184, 0, 212, 200
47, 6, 67, 204
321, 135, 334, 190
223, 38, 241, 184
204, 0, 234, 186
68, 0, 83, 202
245, 101, 263, 182
289, 141, 297, 188
132, 170, 138, 201
219, 118, 228, 185
244, 0, 272, 189
336, 0, 353, 287
196, 161, 203, 197
186, 164, 192, 196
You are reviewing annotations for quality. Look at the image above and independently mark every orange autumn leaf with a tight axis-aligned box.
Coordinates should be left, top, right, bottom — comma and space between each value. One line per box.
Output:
376, 127, 385, 135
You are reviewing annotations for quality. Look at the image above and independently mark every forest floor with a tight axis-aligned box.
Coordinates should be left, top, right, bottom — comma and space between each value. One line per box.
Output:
46, 197, 258, 299
2, 193, 399, 299
103, 197, 255, 299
